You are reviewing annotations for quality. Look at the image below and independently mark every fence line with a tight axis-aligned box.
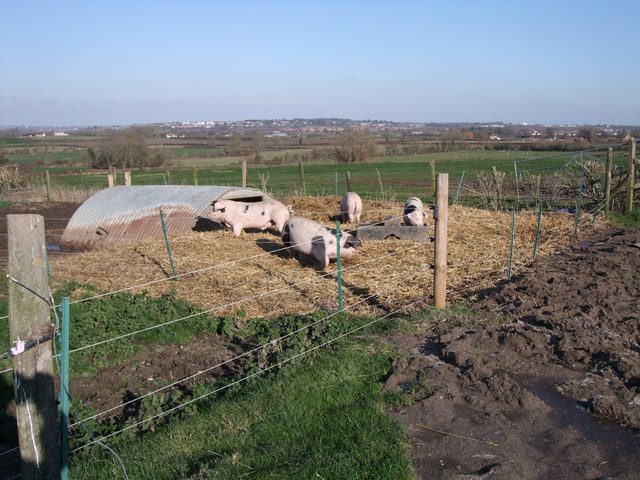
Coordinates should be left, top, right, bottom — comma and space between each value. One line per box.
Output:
70, 273, 412, 427
70, 290, 431, 454
65, 243, 419, 354
58, 212, 412, 306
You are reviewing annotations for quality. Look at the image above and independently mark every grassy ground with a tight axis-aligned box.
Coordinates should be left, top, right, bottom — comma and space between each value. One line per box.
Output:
0, 283, 419, 479
69, 338, 413, 479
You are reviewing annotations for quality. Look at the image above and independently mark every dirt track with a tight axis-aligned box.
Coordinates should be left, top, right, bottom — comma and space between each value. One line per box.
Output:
386, 228, 640, 479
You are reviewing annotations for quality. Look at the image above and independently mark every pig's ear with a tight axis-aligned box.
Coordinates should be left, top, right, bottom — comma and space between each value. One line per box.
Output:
287, 205, 293, 213
213, 200, 226, 211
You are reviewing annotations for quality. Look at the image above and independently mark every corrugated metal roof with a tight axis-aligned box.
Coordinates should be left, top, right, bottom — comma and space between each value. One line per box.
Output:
61, 185, 271, 247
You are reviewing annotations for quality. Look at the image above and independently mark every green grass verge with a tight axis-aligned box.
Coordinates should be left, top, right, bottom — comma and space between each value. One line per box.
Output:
69, 338, 413, 479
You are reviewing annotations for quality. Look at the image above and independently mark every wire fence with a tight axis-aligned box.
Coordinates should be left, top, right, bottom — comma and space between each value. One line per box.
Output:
0, 142, 635, 477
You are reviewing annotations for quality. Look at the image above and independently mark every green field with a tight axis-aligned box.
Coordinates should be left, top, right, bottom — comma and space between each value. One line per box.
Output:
41, 147, 627, 202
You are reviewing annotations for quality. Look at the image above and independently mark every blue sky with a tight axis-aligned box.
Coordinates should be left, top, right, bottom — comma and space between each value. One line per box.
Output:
1, 0, 638, 125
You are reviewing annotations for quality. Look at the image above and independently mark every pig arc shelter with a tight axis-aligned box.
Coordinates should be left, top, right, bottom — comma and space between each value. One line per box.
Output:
61, 185, 273, 248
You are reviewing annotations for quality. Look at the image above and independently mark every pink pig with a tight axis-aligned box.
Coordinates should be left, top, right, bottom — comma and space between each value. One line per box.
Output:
205, 199, 290, 236
282, 217, 362, 269
339, 192, 363, 224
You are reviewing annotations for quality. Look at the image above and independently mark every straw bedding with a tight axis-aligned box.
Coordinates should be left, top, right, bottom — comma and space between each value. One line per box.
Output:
50, 196, 605, 318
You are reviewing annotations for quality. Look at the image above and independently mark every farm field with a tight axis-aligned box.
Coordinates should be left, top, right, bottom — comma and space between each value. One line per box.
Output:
0, 196, 638, 479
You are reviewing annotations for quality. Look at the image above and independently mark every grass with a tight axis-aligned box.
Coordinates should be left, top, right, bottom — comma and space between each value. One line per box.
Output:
69, 338, 413, 480
609, 205, 640, 228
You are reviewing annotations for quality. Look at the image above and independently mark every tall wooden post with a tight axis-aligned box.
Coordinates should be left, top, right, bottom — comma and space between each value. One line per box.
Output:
165, 169, 171, 185
604, 147, 613, 213
346, 171, 351, 192
44, 170, 51, 202
299, 161, 306, 196
192, 166, 198, 186
241, 159, 247, 187
626, 138, 636, 213
433, 174, 449, 308
124, 170, 132, 186
107, 173, 114, 188
8, 214, 59, 479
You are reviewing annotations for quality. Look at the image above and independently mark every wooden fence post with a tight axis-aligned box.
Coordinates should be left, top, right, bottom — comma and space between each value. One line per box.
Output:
44, 170, 51, 202
626, 138, 636, 213
192, 166, 198, 186
124, 170, 132, 186
433, 173, 449, 308
165, 169, 171, 185
299, 161, 306, 196
241, 159, 247, 187
8, 214, 59, 479
107, 173, 114, 188
604, 147, 613, 214
346, 171, 351, 192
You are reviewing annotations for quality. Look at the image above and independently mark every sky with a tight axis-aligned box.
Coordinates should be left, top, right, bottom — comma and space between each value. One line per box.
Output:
1, 0, 638, 126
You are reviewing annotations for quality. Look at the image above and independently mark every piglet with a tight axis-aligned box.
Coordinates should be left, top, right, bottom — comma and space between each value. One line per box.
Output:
340, 192, 363, 223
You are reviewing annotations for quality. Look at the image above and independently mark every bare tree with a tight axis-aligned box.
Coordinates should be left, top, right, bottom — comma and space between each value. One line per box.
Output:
334, 127, 376, 163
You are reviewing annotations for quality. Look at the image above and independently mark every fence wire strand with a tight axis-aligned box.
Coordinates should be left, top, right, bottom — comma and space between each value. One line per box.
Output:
70, 290, 431, 454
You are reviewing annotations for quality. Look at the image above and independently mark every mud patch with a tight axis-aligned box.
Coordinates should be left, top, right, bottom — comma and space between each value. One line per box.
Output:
385, 229, 640, 479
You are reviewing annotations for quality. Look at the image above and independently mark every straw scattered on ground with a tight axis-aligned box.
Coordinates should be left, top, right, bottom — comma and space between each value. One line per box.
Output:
51, 196, 606, 318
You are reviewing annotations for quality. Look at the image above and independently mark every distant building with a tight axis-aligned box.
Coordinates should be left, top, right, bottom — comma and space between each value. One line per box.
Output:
53, 132, 69, 136
489, 134, 502, 141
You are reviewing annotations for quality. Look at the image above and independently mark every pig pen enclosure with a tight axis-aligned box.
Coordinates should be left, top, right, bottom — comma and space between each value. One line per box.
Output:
0, 142, 636, 479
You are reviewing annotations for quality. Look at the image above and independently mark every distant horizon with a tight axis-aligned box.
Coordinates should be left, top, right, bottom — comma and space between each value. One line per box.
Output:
1, 1, 638, 126
2, 117, 638, 130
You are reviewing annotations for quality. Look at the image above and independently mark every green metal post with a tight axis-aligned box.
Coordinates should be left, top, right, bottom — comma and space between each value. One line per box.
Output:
60, 297, 70, 480
45, 248, 52, 278
507, 208, 516, 280
159, 208, 178, 279
574, 176, 583, 240
532, 201, 543, 260
336, 220, 343, 311
453, 170, 465, 205
513, 162, 520, 207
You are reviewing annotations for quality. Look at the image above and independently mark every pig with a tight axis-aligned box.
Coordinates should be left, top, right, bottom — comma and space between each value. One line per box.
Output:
339, 192, 363, 224
403, 197, 424, 226
282, 217, 362, 269
205, 199, 290, 236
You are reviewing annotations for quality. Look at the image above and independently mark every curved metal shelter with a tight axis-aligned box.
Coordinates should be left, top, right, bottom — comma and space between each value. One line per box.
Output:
61, 185, 271, 248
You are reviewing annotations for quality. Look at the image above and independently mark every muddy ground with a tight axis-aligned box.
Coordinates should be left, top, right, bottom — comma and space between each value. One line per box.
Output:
0, 202, 80, 274
385, 228, 640, 479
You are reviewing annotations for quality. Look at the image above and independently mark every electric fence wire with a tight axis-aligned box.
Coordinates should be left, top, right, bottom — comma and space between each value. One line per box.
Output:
64, 241, 421, 354
0, 211, 417, 323
70, 289, 433, 454
70, 266, 416, 427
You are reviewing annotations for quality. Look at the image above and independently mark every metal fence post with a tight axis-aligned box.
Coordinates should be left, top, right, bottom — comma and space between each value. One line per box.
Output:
60, 297, 70, 480
336, 220, 343, 311
453, 170, 465, 206
507, 208, 516, 280
159, 208, 178, 279
532, 202, 542, 260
